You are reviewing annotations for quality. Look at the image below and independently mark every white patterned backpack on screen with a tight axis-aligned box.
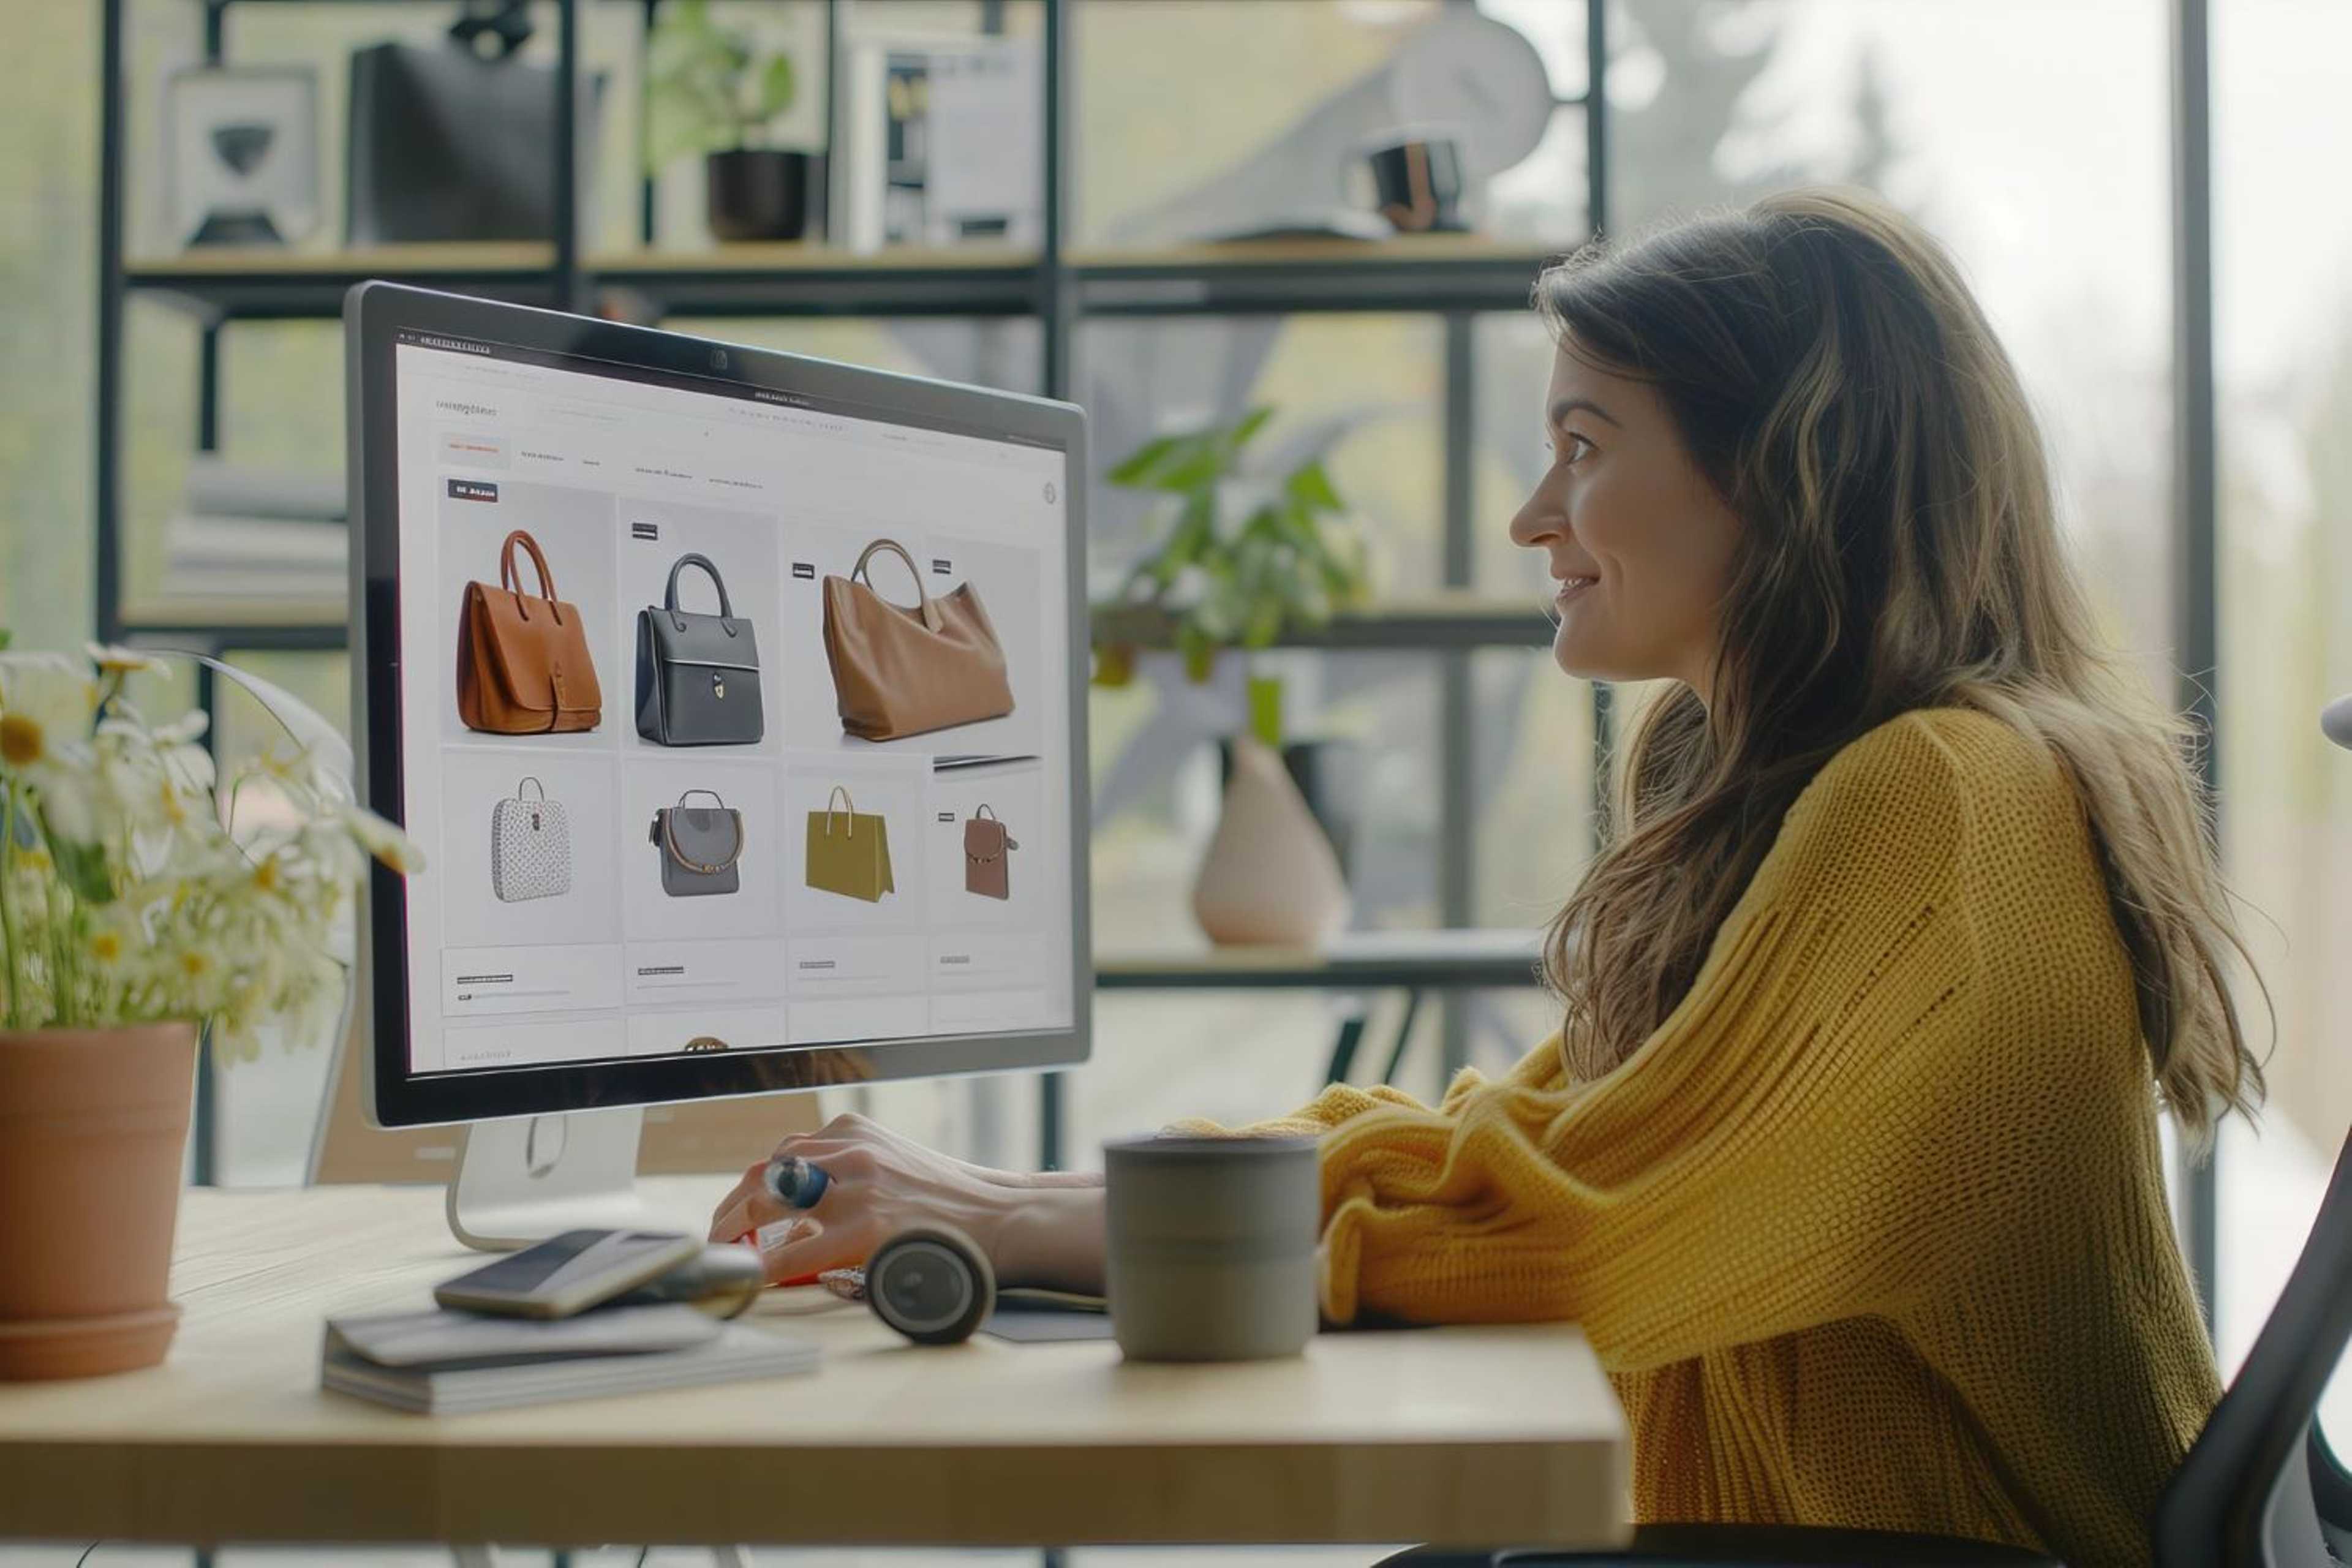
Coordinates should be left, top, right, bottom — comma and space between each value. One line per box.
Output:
491, 776, 571, 903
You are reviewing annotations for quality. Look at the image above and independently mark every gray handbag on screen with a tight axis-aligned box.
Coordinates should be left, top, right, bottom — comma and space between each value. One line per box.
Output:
649, 788, 744, 897
636, 553, 763, 747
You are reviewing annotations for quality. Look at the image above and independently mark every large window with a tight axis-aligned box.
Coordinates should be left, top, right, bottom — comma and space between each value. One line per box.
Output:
2214, 0, 2352, 1430
1, 7, 97, 654
11, 6, 2334, 1369
1612, 0, 2177, 693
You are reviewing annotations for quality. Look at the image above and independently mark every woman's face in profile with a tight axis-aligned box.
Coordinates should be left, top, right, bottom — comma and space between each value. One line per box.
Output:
1509, 343, 1743, 699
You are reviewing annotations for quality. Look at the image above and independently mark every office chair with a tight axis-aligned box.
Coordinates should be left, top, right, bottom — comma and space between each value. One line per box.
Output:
2149, 1125, 2352, 1567
1381, 1126, 2352, 1568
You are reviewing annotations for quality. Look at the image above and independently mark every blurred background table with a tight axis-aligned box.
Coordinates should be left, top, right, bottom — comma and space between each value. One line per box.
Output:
1098, 928, 1545, 1093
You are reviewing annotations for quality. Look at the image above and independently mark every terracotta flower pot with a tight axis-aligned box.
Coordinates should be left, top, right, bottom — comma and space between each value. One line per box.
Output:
0, 1023, 198, 1379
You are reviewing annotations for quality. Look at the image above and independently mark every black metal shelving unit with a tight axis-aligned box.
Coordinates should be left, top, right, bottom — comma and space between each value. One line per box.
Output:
95, 0, 1609, 1179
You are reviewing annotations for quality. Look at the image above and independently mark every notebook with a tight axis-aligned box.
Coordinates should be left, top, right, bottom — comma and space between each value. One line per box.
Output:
321, 1303, 820, 1414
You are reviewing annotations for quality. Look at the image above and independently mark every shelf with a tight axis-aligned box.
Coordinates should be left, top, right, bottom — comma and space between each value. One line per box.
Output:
1096, 929, 1543, 990
593, 243, 1040, 319
118, 603, 352, 652
126, 243, 559, 320
1091, 593, 1555, 653
596, 243, 1038, 273
118, 236, 1567, 322
1072, 234, 1567, 316
130, 241, 553, 275
118, 239, 1035, 322
112, 592, 1553, 659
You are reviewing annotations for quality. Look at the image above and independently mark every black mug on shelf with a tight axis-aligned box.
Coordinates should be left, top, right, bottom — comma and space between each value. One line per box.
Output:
1364, 134, 1467, 235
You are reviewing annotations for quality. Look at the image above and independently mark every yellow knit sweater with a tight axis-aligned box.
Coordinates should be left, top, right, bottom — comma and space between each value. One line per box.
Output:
1212, 708, 2218, 1568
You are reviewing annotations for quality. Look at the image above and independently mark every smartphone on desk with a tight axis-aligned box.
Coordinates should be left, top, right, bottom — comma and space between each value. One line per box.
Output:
434, 1229, 703, 1319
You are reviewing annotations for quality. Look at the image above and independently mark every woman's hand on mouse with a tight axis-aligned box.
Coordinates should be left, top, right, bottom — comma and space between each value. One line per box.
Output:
707, 1112, 1104, 1289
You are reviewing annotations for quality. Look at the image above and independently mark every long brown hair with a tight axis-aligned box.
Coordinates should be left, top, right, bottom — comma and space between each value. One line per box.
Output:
1538, 185, 2266, 1144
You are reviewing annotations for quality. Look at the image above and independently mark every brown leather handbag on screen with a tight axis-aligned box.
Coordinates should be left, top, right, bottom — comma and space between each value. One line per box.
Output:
963, 804, 1018, 900
456, 529, 603, 734
821, 539, 1014, 742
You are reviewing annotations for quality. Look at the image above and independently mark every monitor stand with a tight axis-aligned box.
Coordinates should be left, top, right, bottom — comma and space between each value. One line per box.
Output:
448, 1107, 703, 1252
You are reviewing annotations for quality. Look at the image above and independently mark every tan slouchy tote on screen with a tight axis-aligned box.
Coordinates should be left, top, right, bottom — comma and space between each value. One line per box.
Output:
821, 539, 1014, 742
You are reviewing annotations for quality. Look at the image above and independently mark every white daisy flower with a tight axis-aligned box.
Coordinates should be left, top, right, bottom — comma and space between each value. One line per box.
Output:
341, 804, 426, 875
0, 652, 98, 776
85, 644, 165, 678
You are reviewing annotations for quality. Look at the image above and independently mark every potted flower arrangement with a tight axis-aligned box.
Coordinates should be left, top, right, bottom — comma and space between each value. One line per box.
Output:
1090, 407, 1377, 944
0, 640, 419, 1379
646, 0, 815, 243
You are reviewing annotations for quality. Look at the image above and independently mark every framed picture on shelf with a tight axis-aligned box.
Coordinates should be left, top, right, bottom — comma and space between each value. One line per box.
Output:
836, 32, 1039, 252
166, 64, 320, 248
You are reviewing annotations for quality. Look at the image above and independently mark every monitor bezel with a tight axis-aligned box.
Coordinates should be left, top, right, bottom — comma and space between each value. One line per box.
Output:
347, 281, 1091, 1130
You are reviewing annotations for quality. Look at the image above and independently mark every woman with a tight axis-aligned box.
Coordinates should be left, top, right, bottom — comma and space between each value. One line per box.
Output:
710, 185, 2266, 1567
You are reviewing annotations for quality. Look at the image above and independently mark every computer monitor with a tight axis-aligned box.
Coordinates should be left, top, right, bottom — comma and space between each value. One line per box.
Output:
346, 284, 1090, 1248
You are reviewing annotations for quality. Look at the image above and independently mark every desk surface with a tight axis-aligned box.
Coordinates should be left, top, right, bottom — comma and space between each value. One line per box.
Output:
0, 1181, 1627, 1549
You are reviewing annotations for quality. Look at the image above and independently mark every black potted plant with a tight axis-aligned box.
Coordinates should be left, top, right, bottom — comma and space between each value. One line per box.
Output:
647, 0, 817, 242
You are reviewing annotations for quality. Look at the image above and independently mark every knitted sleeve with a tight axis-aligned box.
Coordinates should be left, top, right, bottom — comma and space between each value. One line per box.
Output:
1165, 1084, 1435, 1142
1163, 1038, 1567, 1143
1306, 712, 2016, 1372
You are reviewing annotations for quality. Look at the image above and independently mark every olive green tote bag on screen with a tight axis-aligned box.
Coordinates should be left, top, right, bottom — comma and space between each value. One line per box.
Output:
805, 786, 895, 902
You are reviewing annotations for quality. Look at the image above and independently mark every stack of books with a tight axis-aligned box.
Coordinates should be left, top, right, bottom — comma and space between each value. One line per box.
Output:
321, 1301, 818, 1415
160, 456, 346, 611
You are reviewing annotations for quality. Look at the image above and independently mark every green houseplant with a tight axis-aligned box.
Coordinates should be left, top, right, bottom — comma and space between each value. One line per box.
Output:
646, 0, 813, 242
1091, 410, 1374, 944
0, 641, 420, 1378
1091, 404, 1374, 719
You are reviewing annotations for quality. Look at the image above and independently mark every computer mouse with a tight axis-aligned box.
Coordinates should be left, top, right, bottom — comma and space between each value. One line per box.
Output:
866, 1224, 995, 1346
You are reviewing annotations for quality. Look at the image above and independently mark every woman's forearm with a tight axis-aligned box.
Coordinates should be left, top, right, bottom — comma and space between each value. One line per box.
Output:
992, 1183, 1106, 1294
1011, 1169, 1108, 1190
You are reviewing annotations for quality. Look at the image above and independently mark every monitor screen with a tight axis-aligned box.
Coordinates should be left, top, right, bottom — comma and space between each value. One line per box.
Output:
351, 286, 1087, 1127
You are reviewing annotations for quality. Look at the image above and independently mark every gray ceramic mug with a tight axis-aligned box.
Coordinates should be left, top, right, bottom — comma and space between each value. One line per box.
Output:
1102, 1134, 1319, 1362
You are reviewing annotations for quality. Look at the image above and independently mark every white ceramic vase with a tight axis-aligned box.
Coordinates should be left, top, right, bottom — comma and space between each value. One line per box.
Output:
1191, 736, 1351, 947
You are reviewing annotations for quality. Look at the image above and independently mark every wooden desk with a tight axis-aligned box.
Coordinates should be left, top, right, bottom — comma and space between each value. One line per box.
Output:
0, 1182, 1629, 1550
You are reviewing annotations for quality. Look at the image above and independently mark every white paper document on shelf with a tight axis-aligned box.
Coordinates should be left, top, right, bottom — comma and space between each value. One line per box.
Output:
837, 34, 1041, 251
